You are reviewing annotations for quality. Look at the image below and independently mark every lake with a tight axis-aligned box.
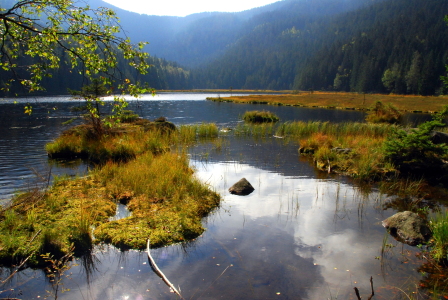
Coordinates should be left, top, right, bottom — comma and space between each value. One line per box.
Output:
0, 93, 438, 299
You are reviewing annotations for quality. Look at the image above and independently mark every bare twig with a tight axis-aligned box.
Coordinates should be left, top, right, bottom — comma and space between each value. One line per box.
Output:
1, 229, 42, 284
354, 276, 375, 300
354, 287, 362, 300
146, 239, 183, 299
368, 276, 375, 300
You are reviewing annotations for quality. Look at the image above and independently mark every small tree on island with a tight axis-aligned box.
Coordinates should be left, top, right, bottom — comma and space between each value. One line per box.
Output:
70, 78, 142, 138
70, 79, 110, 137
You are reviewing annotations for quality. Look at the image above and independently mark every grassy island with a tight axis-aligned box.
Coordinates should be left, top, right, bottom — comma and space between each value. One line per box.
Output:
0, 119, 221, 266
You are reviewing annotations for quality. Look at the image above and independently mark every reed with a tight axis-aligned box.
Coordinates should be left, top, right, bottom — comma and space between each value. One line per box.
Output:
430, 211, 448, 262
197, 123, 219, 138
276, 121, 394, 138
234, 123, 276, 138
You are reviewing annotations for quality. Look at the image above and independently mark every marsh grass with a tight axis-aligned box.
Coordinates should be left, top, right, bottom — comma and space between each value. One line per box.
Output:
232, 121, 396, 180
280, 121, 395, 180
46, 121, 179, 162
429, 211, 448, 263
242, 110, 280, 123
234, 123, 276, 138
379, 178, 427, 200
197, 123, 219, 138
93, 151, 220, 249
365, 101, 402, 124
213, 92, 448, 113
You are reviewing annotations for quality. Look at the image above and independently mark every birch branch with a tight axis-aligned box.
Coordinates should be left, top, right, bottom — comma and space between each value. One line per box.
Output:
146, 239, 183, 299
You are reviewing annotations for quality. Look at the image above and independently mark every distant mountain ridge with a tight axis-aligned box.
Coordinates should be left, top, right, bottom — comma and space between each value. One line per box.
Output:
92, 0, 371, 68
184, 0, 448, 95
1, 0, 446, 95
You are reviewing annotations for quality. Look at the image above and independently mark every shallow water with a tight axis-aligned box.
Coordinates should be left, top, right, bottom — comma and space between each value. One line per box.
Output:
0, 156, 424, 299
0, 94, 437, 299
0, 94, 366, 200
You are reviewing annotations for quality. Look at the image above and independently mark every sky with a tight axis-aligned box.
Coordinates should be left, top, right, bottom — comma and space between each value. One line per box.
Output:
102, 0, 281, 17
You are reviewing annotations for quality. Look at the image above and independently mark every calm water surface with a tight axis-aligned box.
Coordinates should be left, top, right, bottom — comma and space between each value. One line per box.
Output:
0, 94, 433, 299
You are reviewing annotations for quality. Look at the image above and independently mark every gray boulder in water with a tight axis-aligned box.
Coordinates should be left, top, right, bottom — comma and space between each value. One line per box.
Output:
382, 211, 432, 246
229, 178, 255, 196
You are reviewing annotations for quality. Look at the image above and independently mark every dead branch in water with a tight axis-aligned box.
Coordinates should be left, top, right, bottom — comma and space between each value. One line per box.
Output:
354, 276, 375, 300
146, 239, 183, 299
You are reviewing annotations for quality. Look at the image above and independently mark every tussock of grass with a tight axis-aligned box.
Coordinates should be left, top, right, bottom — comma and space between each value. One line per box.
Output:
242, 110, 279, 123
0, 177, 115, 266
365, 101, 402, 124
93, 151, 220, 249
234, 123, 276, 138
430, 211, 448, 263
46, 123, 174, 162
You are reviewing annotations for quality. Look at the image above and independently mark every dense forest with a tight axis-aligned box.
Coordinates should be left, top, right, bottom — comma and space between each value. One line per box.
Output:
190, 0, 448, 95
1, 0, 447, 95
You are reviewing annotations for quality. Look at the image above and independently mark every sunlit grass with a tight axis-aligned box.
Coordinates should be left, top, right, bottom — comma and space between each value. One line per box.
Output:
242, 110, 279, 123
270, 121, 394, 180
209, 91, 448, 113
234, 122, 276, 138
0, 176, 115, 266
430, 211, 448, 262
0, 119, 222, 265
93, 151, 220, 249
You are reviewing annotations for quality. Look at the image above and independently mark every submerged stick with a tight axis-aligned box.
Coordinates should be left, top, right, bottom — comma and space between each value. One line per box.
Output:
146, 239, 183, 299
368, 276, 375, 300
354, 276, 375, 300
354, 287, 362, 300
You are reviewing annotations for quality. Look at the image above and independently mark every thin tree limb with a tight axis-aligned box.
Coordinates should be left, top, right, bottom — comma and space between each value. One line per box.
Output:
1, 229, 42, 284
146, 239, 183, 299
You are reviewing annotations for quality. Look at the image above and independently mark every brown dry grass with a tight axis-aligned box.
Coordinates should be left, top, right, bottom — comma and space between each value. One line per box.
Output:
211, 92, 448, 113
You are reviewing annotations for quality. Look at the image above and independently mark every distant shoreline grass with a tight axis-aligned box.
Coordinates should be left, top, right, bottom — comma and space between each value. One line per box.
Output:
207, 91, 448, 114
157, 89, 288, 93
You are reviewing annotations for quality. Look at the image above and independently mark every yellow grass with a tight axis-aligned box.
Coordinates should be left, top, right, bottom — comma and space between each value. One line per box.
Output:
209, 92, 448, 113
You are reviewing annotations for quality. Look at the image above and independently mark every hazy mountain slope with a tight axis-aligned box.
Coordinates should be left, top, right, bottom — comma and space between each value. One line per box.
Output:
192, 0, 448, 95
88, 0, 296, 66
88, 0, 370, 67
190, 0, 377, 89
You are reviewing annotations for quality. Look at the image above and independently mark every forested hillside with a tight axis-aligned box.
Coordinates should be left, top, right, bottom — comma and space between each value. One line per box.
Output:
191, 0, 448, 95
1, 0, 447, 95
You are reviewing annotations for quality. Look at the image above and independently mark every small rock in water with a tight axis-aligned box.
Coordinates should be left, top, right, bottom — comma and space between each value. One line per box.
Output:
229, 178, 255, 196
382, 211, 432, 246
